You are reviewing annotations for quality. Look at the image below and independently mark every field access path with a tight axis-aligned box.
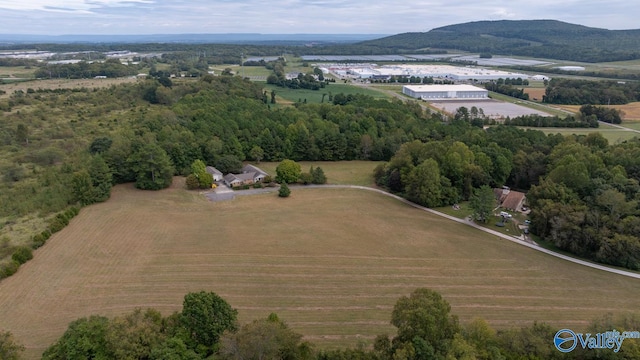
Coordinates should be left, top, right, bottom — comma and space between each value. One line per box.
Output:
221, 184, 640, 280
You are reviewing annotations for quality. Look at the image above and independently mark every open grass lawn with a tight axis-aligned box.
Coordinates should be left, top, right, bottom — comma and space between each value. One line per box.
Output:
261, 83, 390, 105
622, 121, 640, 130
255, 161, 382, 186
0, 66, 36, 79
526, 127, 639, 143
1, 180, 640, 359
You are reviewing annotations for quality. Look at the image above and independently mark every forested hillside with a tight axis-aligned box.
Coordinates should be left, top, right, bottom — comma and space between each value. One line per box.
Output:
360, 20, 640, 62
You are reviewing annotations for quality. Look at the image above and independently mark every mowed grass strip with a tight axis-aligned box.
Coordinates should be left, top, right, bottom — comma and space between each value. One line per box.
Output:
534, 127, 639, 143
255, 161, 382, 186
1, 180, 640, 358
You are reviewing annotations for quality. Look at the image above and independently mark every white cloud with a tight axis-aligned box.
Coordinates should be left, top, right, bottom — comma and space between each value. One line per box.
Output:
0, 0, 153, 12
0, 0, 638, 34
490, 8, 516, 20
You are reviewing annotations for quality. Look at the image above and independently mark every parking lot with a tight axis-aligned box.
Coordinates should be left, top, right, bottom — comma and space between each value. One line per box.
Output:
429, 99, 553, 119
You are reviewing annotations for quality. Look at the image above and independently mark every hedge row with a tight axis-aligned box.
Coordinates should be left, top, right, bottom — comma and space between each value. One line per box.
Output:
0, 206, 79, 281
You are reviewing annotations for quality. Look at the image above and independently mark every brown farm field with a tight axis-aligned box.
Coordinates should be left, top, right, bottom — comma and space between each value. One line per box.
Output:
0, 77, 138, 99
523, 87, 546, 102
2, 179, 640, 359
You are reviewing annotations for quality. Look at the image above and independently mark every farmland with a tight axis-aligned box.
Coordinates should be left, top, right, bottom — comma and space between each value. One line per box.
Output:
1, 180, 640, 359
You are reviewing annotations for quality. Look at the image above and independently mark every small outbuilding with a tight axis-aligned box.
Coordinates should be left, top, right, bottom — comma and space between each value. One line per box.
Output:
206, 166, 224, 182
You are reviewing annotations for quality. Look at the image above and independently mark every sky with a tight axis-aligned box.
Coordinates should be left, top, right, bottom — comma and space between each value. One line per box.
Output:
0, 0, 638, 35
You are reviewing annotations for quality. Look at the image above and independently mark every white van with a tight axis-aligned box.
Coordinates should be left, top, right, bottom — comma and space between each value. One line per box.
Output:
499, 211, 512, 218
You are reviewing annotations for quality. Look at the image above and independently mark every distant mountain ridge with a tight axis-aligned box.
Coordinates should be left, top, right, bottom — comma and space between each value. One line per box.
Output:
0, 33, 387, 45
359, 20, 640, 63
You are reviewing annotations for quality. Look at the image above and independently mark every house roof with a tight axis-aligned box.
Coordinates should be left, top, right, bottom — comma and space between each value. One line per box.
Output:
493, 188, 508, 203
242, 164, 268, 176
501, 191, 526, 210
224, 174, 241, 183
206, 166, 223, 176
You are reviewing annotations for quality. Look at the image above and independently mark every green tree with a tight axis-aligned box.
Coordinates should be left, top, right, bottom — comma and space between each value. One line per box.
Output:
469, 185, 496, 223
462, 318, 502, 360
11, 246, 33, 264
391, 288, 459, 358
405, 159, 442, 207
186, 174, 200, 190
311, 166, 327, 184
128, 142, 175, 190
191, 159, 213, 189
0, 330, 25, 360
71, 170, 94, 206
105, 308, 166, 360
276, 159, 301, 184
89, 137, 113, 154
249, 145, 264, 163
180, 291, 238, 355
214, 155, 243, 174
150, 337, 200, 360
89, 155, 113, 202
42, 316, 111, 360
219, 314, 312, 360
279, 182, 291, 198
191, 159, 206, 176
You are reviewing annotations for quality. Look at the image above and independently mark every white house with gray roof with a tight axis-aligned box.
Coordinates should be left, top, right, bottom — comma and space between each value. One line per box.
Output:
223, 164, 269, 188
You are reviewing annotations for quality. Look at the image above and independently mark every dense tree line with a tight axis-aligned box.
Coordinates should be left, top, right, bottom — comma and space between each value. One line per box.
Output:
503, 114, 599, 128
543, 79, 640, 105
484, 82, 529, 100
527, 137, 640, 269
9, 288, 635, 359
580, 104, 623, 124
374, 119, 640, 270
374, 138, 513, 207
33, 58, 139, 79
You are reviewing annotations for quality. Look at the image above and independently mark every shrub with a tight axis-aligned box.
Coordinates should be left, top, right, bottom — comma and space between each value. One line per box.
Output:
0, 260, 20, 279
12, 246, 33, 264
278, 183, 291, 198
299, 172, 312, 185
252, 183, 263, 189
185, 174, 200, 190
32, 234, 45, 249
311, 166, 327, 184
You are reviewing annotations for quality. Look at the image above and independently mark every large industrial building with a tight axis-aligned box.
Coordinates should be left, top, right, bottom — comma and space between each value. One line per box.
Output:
402, 85, 489, 100
321, 64, 531, 81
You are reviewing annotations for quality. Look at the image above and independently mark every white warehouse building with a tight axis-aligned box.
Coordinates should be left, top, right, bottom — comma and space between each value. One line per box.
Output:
402, 85, 489, 100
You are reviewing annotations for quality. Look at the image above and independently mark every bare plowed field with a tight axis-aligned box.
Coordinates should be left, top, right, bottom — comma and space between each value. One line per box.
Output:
1, 181, 639, 358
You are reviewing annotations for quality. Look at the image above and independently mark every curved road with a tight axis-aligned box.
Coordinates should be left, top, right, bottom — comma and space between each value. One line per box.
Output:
218, 183, 640, 280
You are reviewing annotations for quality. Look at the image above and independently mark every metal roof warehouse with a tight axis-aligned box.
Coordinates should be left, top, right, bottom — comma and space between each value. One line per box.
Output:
402, 84, 489, 100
